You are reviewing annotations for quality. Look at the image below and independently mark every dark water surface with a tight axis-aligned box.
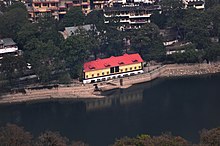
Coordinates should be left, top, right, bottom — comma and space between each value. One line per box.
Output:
0, 74, 220, 146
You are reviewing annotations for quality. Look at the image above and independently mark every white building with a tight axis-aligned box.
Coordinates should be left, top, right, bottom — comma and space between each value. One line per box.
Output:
182, 0, 205, 10
0, 38, 19, 59
104, 4, 161, 30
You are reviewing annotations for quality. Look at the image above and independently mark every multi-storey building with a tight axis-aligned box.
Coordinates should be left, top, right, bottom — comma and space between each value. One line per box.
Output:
81, 0, 91, 13
92, 0, 157, 10
92, 0, 109, 10
112, 0, 156, 4
28, 0, 91, 21
29, 0, 60, 20
83, 53, 144, 83
182, 0, 205, 10
103, 3, 161, 30
0, 38, 20, 59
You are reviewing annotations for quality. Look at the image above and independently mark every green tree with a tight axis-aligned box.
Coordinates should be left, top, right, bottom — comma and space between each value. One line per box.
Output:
160, 0, 183, 10
167, 9, 186, 38
205, 43, 220, 61
85, 10, 105, 30
61, 7, 86, 28
182, 9, 210, 49
205, 0, 220, 9
0, 7, 28, 38
102, 26, 125, 57
151, 11, 168, 29
168, 43, 203, 63
17, 17, 63, 49
24, 39, 62, 82
207, 5, 220, 38
61, 29, 90, 78
37, 17, 64, 46
16, 23, 39, 48
0, 1, 6, 12
6, 2, 27, 12
0, 55, 26, 81
58, 72, 72, 84
130, 23, 165, 61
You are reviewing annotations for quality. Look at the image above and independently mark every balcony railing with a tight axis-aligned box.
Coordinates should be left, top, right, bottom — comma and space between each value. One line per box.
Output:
33, 0, 59, 2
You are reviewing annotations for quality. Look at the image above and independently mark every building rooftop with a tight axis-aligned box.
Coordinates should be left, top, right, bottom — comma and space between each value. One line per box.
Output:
188, 1, 204, 5
166, 41, 192, 51
84, 53, 144, 72
0, 38, 16, 47
64, 24, 96, 37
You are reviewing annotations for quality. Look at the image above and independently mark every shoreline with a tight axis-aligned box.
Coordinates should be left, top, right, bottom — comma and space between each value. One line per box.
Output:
1, 62, 220, 105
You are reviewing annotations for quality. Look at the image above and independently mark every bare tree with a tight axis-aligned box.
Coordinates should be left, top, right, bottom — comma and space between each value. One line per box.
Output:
0, 123, 33, 146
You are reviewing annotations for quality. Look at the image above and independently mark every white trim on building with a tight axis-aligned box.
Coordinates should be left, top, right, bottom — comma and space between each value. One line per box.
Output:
0, 46, 18, 54
83, 69, 144, 84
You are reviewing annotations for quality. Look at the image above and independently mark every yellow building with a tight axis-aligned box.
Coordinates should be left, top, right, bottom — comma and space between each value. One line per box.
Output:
83, 53, 144, 83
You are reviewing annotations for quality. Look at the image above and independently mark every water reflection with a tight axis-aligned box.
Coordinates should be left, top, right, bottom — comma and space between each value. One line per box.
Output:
85, 86, 144, 111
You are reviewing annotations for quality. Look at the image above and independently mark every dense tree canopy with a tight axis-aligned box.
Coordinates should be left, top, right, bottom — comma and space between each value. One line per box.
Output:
0, 55, 26, 80
0, 124, 220, 146
200, 127, 220, 145
24, 39, 62, 82
129, 23, 165, 61
0, 6, 28, 39
61, 7, 86, 28
0, 124, 33, 146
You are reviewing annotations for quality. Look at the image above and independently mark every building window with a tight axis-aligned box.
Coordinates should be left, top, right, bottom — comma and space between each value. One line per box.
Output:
86, 75, 88, 79
134, 67, 137, 70
120, 69, 123, 72
130, 67, 132, 71
125, 68, 128, 71
102, 72, 104, 75
110, 67, 114, 74
43, 3, 47, 6
82, 5, 88, 8
92, 74, 94, 77
51, 3, 55, 6
139, 66, 141, 69
107, 71, 109, 74
97, 73, 100, 76
115, 66, 119, 72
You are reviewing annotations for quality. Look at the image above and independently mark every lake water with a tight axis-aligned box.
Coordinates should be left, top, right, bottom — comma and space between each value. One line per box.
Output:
0, 74, 220, 146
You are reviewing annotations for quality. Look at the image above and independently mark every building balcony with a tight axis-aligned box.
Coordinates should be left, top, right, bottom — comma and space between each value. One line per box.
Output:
59, 11, 66, 14
104, 13, 130, 17
32, 0, 59, 3
93, 0, 104, 3
104, 13, 151, 18
81, 2, 90, 5
129, 14, 151, 18
72, 3, 81, 6
129, 20, 148, 24
33, 7, 59, 12
120, 19, 130, 23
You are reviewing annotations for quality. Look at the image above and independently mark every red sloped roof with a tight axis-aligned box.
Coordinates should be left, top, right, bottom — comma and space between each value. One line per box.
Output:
83, 53, 144, 72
